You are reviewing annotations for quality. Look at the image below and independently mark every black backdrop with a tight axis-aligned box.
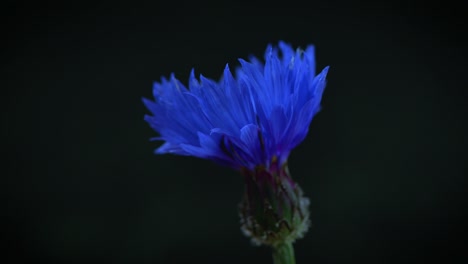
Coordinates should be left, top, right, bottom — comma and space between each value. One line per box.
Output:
4, 1, 467, 263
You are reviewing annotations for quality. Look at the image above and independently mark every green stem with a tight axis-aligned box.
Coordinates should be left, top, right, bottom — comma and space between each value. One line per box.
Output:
272, 242, 296, 264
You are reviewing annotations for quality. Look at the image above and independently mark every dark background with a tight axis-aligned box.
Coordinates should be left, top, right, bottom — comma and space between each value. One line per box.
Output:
4, 1, 467, 263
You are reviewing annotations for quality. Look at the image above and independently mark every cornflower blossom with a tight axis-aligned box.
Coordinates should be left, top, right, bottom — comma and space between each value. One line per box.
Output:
143, 41, 329, 264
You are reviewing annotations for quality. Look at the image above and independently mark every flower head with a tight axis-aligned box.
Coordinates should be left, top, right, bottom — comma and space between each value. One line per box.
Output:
143, 41, 329, 170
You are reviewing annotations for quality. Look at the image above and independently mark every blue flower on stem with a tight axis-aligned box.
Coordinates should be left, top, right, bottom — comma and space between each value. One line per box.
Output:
143, 41, 329, 264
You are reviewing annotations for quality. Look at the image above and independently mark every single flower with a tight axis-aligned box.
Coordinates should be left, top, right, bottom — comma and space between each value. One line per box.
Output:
143, 41, 329, 264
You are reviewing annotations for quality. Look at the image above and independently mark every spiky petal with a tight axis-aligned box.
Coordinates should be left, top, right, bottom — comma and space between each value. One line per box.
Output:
143, 41, 329, 170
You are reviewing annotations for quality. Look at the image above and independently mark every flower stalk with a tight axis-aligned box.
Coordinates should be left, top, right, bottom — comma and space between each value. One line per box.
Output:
272, 242, 296, 264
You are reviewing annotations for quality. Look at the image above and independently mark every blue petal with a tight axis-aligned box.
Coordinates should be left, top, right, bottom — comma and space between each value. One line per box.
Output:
179, 144, 209, 158
240, 124, 264, 166
142, 97, 158, 114
156, 142, 186, 155
283, 67, 329, 151
267, 106, 290, 148
197, 132, 221, 157
304, 45, 316, 75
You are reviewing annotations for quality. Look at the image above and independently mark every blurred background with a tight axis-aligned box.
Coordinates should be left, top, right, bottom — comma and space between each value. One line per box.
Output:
4, 0, 467, 263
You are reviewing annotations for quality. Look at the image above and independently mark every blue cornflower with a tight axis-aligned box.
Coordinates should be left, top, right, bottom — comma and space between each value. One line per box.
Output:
143, 41, 330, 261
143, 41, 329, 170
